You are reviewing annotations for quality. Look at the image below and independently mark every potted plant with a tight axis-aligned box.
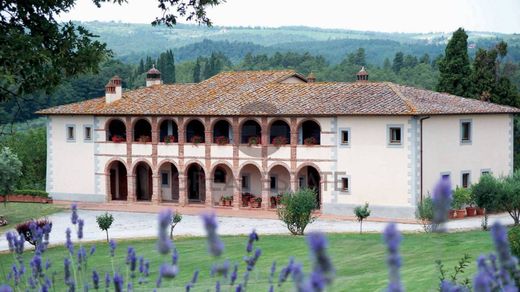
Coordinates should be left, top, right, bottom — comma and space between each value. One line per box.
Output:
250, 196, 262, 208
190, 135, 203, 144
476, 206, 486, 216
241, 193, 252, 207
215, 136, 229, 145
452, 187, 469, 218
248, 136, 260, 146
465, 193, 477, 217
164, 135, 176, 143
226, 196, 233, 207
111, 135, 126, 143
304, 136, 318, 146
220, 196, 226, 206
272, 136, 288, 147
270, 196, 277, 208
138, 135, 151, 142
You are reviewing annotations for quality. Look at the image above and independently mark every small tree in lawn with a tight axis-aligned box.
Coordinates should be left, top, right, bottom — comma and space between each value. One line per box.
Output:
0, 147, 22, 207
277, 188, 318, 235
170, 211, 182, 239
96, 212, 114, 243
354, 203, 371, 234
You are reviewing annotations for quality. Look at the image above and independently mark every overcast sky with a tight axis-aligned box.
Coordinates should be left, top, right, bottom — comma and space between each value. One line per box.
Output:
60, 0, 520, 34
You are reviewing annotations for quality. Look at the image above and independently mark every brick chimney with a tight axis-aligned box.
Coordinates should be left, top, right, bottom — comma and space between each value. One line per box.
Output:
307, 72, 316, 83
105, 75, 122, 103
356, 66, 369, 82
146, 65, 162, 87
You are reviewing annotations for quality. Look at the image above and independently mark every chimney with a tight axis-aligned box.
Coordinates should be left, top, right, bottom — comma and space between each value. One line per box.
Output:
356, 66, 369, 82
307, 72, 316, 83
146, 65, 162, 87
105, 75, 122, 103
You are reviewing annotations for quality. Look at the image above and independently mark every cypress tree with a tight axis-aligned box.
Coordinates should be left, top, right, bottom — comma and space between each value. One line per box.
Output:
392, 52, 404, 73
193, 59, 201, 83
436, 28, 472, 97
471, 48, 497, 99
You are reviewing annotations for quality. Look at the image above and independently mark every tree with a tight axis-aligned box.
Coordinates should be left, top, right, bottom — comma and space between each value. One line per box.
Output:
277, 188, 318, 235
96, 212, 114, 242
0, 147, 22, 206
170, 211, 183, 239
354, 203, 371, 234
392, 52, 404, 73
0, 0, 222, 102
500, 171, 520, 225
193, 58, 202, 83
436, 28, 472, 97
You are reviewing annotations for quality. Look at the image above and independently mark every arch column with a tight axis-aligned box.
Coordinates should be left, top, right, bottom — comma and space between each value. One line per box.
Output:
204, 117, 213, 207
232, 117, 240, 209
178, 117, 186, 206
261, 117, 268, 209
179, 173, 187, 206
261, 173, 269, 210
152, 174, 161, 204
127, 174, 136, 202
291, 173, 298, 192
233, 175, 241, 210
205, 177, 213, 206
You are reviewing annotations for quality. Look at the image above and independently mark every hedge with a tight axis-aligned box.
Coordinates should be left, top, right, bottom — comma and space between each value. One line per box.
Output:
12, 189, 49, 198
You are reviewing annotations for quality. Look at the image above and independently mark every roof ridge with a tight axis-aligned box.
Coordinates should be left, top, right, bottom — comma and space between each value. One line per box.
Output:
385, 82, 417, 114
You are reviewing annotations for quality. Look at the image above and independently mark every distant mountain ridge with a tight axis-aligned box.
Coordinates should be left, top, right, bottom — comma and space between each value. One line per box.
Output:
80, 21, 520, 64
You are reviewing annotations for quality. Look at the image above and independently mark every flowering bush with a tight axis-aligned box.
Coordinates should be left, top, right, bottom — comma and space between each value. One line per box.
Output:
190, 135, 203, 144
214, 136, 229, 145
277, 188, 318, 235
303, 136, 318, 146
111, 135, 126, 143
272, 136, 288, 146
247, 136, 260, 146
163, 135, 176, 143
137, 135, 151, 143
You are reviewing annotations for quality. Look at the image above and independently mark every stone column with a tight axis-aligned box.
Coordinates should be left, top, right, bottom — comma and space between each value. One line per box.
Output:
261, 117, 269, 209
261, 173, 269, 210
152, 174, 161, 204
232, 117, 240, 209
125, 117, 134, 202
127, 175, 136, 202
178, 118, 186, 206
204, 117, 213, 207
151, 117, 158, 169
178, 173, 186, 206
290, 118, 298, 193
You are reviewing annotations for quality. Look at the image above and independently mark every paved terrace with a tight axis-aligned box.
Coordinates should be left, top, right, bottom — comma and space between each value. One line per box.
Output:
0, 201, 515, 252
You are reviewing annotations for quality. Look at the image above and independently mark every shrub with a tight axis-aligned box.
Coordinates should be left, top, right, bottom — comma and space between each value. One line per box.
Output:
354, 203, 371, 234
509, 225, 520, 258
0, 147, 22, 207
96, 212, 114, 242
471, 174, 500, 212
12, 189, 49, 198
277, 188, 318, 235
500, 172, 520, 225
170, 211, 182, 239
416, 197, 434, 232
452, 187, 471, 210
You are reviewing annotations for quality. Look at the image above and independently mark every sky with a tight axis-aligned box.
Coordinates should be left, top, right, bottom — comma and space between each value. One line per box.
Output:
60, 0, 520, 34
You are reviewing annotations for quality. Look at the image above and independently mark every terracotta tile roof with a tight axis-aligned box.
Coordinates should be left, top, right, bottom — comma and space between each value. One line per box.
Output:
37, 70, 520, 116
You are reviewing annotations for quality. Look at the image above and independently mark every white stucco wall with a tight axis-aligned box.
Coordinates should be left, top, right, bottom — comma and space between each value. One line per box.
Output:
47, 115, 102, 202
422, 114, 513, 195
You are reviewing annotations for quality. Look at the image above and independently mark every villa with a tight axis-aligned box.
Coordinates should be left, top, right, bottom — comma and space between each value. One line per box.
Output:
38, 67, 519, 219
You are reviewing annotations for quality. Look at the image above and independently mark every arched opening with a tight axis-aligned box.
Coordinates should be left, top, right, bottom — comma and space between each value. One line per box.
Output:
212, 164, 235, 206
268, 165, 291, 208
241, 120, 261, 144
108, 161, 127, 200
239, 164, 262, 207
299, 120, 321, 145
270, 120, 290, 145
159, 119, 178, 143
213, 120, 232, 145
186, 120, 205, 143
134, 161, 152, 201
134, 119, 152, 142
107, 119, 126, 142
297, 165, 321, 209
158, 162, 179, 202
186, 163, 206, 202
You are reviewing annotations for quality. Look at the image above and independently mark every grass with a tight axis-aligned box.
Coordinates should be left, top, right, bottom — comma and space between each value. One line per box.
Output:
0, 229, 494, 291
0, 203, 63, 233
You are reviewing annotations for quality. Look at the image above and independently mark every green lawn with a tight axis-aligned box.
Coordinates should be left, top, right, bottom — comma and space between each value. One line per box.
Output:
0, 230, 494, 291
0, 203, 63, 233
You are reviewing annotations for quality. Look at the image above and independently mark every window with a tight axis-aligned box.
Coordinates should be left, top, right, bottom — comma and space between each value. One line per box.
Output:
84, 126, 92, 141
214, 168, 226, 183
66, 125, 75, 141
461, 120, 472, 143
481, 169, 491, 176
242, 175, 250, 190
341, 177, 349, 192
270, 176, 277, 190
462, 172, 470, 188
341, 130, 350, 145
298, 176, 306, 188
388, 126, 402, 145
161, 172, 169, 186
441, 173, 450, 180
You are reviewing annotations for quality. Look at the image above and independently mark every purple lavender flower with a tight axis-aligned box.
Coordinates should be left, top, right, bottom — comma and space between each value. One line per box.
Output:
172, 248, 179, 265
127, 247, 137, 275
105, 272, 111, 288
5, 232, 15, 252
201, 213, 224, 257
306, 232, 335, 289
246, 230, 259, 253
432, 177, 452, 228
244, 248, 262, 271
113, 273, 124, 292
109, 239, 117, 257
215, 281, 221, 292
191, 269, 199, 284
6, 232, 24, 255
77, 246, 87, 265
159, 263, 179, 278
65, 228, 74, 254
211, 260, 230, 277
235, 284, 242, 292
71, 203, 78, 225
278, 257, 294, 286
92, 270, 100, 289
383, 224, 403, 292
64, 258, 71, 282
490, 222, 519, 288
77, 219, 84, 239
473, 270, 493, 292
269, 285, 274, 292
144, 260, 150, 277
45, 259, 51, 270
139, 256, 144, 274
269, 261, 276, 283
30, 255, 42, 278
230, 263, 238, 285
0, 285, 13, 292
89, 245, 96, 256
157, 209, 173, 255
127, 282, 133, 291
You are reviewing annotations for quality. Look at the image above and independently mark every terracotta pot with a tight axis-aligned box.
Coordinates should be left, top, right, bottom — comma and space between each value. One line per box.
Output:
449, 210, 457, 219
476, 208, 486, 216
455, 209, 466, 218
220, 200, 225, 206
466, 207, 477, 217
251, 201, 261, 208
